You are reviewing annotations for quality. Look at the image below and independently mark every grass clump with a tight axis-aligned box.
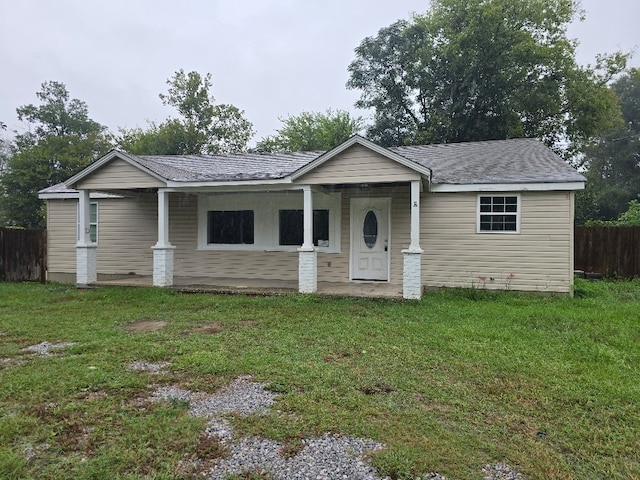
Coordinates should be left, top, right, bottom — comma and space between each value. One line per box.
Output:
0, 279, 638, 478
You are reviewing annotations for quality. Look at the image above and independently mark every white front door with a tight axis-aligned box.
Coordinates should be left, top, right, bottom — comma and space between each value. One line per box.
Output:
351, 197, 390, 281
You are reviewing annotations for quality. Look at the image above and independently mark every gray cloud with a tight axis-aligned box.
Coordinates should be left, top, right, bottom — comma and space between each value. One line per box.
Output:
1, 0, 638, 144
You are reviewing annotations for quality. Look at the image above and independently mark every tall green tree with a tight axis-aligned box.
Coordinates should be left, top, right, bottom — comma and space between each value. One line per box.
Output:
0, 81, 112, 228
577, 69, 640, 222
347, 0, 626, 157
255, 109, 363, 152
119, 70, 254, 155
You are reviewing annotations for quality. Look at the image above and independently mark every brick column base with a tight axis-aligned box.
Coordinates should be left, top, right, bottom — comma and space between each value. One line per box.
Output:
152, 245, 176, 287
402, 249, 423, 300
297, 247, 317, 294
76, 244, 97, 286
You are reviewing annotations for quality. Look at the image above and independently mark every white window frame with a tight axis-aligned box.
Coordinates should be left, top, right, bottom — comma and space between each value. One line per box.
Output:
197, 191, 341, 252
77, 202, 99, 244
476, 193, 520, 234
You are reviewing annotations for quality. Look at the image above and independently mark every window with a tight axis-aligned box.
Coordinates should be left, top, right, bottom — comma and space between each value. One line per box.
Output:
77, 202, 98, 243
478, 195, 519, 233
279, 209, 330, 247
197, 191, 341, 252
89, 203, 98, 243
207, 210, 254, 244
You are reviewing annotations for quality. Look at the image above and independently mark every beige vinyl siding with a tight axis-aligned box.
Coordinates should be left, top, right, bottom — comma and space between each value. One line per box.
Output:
76, 159, 165, 190
46, 199, 78, 275
46, 194, 158, 279
297, 144, 421, 184
421, 191, 574, 293
95, 194, 156, 275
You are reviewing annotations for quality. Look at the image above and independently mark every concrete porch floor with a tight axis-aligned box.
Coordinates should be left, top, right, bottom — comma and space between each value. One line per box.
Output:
95, 275, 404, 299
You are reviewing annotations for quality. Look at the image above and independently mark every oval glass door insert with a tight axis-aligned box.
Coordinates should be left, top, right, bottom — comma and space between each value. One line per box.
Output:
363, 210, 378, 248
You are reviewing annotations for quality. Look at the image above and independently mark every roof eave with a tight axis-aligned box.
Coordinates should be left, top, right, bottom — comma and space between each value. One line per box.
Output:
165, 176, 295, 189
430, 181, 586, 192
38, 191, 124, 200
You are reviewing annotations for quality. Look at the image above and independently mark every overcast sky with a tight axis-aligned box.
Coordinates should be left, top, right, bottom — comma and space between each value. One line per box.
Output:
1, 0, 638, 146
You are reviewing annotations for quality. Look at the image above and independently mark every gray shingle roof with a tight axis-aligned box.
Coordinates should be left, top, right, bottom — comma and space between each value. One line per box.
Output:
40, 182, 78, 194
124, 138, 582, 185
390, 138, 585, 184
133, 151, 321, 182
40, 137, 583, 196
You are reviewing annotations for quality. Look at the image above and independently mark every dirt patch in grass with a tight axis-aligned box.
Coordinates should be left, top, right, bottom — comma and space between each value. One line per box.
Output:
323, 350, 353, 364
123, 320, 168, 332
358, 381, 396, 395
190, 322, 224, 334
178, 434, 230, 478
30, 403, 94, 456
194, 433, 229, 459
279, 432, 305, 459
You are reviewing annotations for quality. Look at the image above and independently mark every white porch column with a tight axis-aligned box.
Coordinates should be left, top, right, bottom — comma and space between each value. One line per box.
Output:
298, 185, 317, 293
76, 189, 97, 286
152, 189, 175, 287
402, 180, 423, 299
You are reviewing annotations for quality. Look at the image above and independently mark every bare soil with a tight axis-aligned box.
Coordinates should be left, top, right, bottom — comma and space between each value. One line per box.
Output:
123, 320, 168, 332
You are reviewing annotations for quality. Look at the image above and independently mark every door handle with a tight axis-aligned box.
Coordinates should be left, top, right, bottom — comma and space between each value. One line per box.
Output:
384, 239, 388, 252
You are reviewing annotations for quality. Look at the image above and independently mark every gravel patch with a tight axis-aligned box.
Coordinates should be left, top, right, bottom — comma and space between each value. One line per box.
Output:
150, 385, 193, 403
21, 341, 76, 356
127, 361, 171, 373
150, 375, 277, 417
148, 376, 526, 480
1, 357, 25, 368
205, 417, 235, 443
190, 375, 277, 417
482, 462, 526, 479
206, 434, 386, 480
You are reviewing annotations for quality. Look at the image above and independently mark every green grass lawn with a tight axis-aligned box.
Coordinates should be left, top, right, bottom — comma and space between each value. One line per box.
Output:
0, 280, 638, 479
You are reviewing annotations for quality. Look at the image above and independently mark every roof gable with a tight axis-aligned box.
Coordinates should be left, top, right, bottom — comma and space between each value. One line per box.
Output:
294, 143, 423, 184
66, 150, 168, 190
291, 135, 431, 181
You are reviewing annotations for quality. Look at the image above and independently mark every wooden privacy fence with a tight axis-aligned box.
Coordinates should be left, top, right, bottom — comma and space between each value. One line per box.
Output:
574, 226, 640, 279
0, 228, 47, 282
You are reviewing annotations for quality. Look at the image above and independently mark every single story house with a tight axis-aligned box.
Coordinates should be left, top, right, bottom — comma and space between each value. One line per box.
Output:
39, 135, 585, 299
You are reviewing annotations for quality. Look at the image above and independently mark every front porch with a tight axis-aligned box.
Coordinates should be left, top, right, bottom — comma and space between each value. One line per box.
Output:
95, 275, 404, 299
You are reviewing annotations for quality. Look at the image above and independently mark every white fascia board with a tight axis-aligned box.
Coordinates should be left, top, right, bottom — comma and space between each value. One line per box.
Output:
39, 192, 124, 200
290, 135, 432, 180
165, 178, 301, 193
65, 150, 167, 187
165, 177, 293, 189
430, 181, 585, 192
